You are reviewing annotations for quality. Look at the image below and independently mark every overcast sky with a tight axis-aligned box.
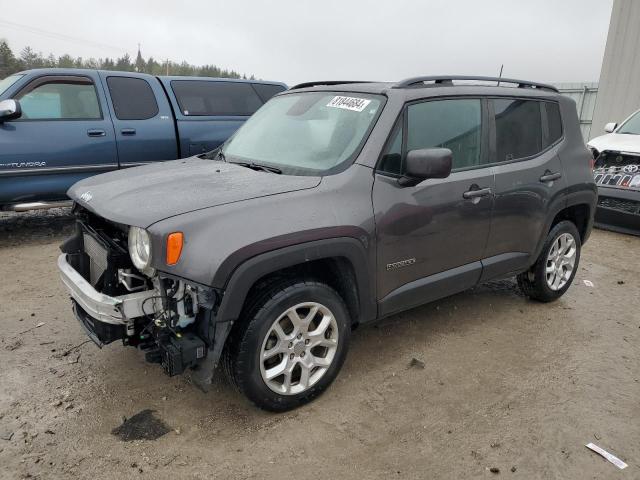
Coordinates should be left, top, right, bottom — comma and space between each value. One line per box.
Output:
2, 0, 613, 85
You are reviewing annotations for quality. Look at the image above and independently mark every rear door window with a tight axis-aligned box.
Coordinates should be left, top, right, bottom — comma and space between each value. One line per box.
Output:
106, 76, 159, 120
251, 83, 286, 103
171, 80, 263, 116
16, 77, 101, 120
493, 99, 543, 161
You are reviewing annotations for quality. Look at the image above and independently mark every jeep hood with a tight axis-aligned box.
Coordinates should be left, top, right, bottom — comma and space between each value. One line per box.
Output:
588, 133, 640, 155
68, 157, 321, 227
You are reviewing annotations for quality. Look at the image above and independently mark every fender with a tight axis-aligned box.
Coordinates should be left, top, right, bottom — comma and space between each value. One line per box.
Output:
562, 183, 598, 243
191, 236, 377, 390
530, 184, 597, 263
529, 190, 568, 265
215, 237, 377, 326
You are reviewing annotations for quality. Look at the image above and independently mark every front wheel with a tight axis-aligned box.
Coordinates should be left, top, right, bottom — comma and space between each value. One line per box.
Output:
517, 220, 581, 302
222, 279, 350, 412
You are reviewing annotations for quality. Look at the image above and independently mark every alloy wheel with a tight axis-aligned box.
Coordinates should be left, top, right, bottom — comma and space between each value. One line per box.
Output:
259, 302, 339, 395
545, 232, 577, 291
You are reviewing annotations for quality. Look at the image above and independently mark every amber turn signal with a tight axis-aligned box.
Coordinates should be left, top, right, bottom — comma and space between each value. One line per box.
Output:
166, 232, 184, 265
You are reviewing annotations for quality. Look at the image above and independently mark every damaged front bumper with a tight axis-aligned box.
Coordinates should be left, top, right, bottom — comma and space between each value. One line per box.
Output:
58, 253, 157, 328
58, 212, 227, 387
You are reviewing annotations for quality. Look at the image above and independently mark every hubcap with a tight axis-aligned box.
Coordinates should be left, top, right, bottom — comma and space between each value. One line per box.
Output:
545, 232, 577, 291
259, 302, 339, 395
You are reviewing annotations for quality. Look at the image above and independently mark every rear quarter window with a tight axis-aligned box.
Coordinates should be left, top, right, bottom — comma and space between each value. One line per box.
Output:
544, 102, 563, 145
171, 80, 263, 116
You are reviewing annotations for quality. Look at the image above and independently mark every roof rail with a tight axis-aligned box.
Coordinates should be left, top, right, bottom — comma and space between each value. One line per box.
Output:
393, 75, 559, 93
290, 80, 373, 90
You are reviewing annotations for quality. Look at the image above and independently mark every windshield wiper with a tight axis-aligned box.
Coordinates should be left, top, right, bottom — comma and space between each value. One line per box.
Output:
232, 161, 282, 174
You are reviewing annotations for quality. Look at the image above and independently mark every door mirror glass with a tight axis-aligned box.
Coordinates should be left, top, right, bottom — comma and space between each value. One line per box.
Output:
604, 122, 617, 133
399, 148, 452, 187
0, 99, 21, 122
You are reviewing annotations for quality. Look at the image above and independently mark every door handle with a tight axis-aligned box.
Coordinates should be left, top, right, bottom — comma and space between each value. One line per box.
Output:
463, 187, 492, 199
540, 171, 562, 183
121, 128, 136, 136
87, 129, 106, 137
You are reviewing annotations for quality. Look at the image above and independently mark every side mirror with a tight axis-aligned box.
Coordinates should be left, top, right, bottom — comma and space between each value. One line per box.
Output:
398, 148, 453, 187
0, 99, 21, 122
604, 122, 617, 133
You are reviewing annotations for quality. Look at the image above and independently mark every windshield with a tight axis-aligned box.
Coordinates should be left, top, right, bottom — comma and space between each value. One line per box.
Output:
0, 74, 24, 97
222, 92, 384, 174
617, 110, 640, 135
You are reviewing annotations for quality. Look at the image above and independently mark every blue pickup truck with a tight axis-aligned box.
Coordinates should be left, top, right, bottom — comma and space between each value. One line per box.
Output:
0, 69, 286, 210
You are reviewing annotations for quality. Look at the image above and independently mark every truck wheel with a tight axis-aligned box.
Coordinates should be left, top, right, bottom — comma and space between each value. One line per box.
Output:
517, 220, 581, 302
222, 279, 351, 412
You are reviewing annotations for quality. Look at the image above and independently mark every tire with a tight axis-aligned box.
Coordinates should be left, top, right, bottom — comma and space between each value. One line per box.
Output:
222, 279, 351, 412
517, 220, 581, 302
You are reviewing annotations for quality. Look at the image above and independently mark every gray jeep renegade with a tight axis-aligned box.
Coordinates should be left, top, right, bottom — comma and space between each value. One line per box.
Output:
58, 75, 597, 411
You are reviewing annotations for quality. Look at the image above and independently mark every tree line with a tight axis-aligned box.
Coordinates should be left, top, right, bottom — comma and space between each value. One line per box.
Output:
0, 39, 254, 79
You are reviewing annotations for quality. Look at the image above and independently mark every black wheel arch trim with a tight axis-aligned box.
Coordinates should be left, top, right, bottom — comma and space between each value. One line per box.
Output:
531, 185, 596, 263
214, 236, 377, 327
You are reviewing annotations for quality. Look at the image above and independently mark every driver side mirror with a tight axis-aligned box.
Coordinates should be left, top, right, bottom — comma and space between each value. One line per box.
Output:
398, 148, 453, 187
604, 122, 617, 133
0, 99, 21, 122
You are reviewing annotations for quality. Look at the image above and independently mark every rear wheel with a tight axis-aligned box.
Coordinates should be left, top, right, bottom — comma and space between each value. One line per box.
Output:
517, 220, 581, 302
222, 279, 350, 411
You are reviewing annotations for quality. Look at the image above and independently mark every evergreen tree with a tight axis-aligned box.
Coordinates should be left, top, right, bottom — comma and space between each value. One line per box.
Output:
115, 53, 132, 71
0, 40, 250, 79
57, 54, 75, 68
135, 46, 146, 73
101, 57, 115, 70
20, 46, 43, 69
145, 56, 158, 75
0, 39, 16, 77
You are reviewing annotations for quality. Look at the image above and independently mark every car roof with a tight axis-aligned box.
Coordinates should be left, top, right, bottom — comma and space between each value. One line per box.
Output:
13, 69, 286, 87
158, 76, 286, 86
287, 77, 563, 101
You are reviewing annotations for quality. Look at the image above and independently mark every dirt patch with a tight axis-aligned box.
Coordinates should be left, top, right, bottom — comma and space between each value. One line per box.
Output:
0, 207, 74, 247
0, 216, 638, 479
111, 409, 171, 441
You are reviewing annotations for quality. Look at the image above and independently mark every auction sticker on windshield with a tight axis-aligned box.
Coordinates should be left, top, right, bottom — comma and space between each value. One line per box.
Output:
327, 96, 371, 112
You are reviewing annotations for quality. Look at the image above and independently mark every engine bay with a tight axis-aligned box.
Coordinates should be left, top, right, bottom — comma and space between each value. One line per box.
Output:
62, 206, 216, 377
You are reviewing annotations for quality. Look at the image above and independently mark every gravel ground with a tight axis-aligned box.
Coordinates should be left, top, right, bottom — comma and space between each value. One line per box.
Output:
0, 211, 638, 479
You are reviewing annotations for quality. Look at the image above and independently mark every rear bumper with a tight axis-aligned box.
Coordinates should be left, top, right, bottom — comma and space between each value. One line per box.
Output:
57, 253, 157, 325
595, 186, 640, 236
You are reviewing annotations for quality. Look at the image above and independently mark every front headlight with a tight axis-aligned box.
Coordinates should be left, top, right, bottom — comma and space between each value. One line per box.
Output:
128, 226, 152, 271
